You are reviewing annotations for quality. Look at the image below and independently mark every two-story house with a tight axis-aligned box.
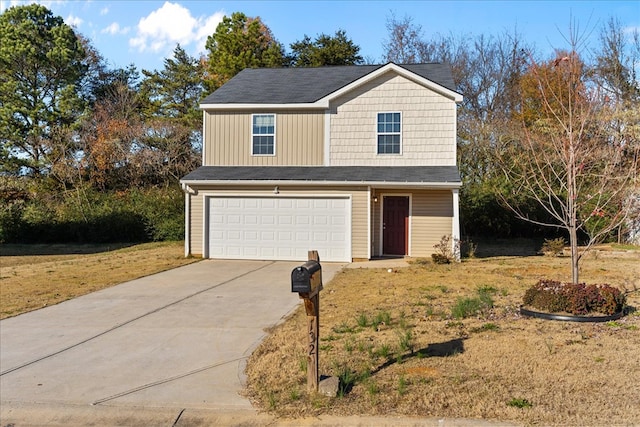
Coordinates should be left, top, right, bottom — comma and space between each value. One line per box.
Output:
180, 62, 463, 262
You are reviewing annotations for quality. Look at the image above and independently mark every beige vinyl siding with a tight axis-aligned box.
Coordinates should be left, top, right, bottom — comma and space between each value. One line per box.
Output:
186, 185, 368, 260
330, 73, 457, 166
204, 111, 324, 166
410, 190, 453, 257
189, 192, 203, 256
371, 189, 453, 258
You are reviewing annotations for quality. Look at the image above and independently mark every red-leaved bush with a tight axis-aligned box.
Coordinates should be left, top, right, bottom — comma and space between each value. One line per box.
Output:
523, 279, 626, 315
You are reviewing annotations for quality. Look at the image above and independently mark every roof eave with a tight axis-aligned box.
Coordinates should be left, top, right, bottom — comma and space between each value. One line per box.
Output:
180, 179, 462, 189
199, 102, 329, 110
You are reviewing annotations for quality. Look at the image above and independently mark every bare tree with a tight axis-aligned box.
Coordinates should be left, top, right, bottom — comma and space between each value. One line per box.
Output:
593, 18, 640, 244
498, 26, 639, 283
382, 13, 424, 64
593, 18, 640, 104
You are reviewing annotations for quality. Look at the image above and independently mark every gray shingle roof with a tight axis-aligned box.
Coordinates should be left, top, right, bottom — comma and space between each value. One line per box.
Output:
181, 166, 461, 185
201, 63, 458, 105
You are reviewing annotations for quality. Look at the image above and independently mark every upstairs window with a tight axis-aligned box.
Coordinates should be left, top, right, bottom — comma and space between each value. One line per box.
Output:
252, 114, 275, 155
377, 112, 401, 154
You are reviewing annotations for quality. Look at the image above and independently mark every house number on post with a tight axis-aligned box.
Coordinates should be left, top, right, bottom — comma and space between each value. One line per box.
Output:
291, 250, 323, 392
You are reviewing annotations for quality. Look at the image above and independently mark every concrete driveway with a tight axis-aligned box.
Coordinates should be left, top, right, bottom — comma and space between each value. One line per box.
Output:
0, 259, 345, 425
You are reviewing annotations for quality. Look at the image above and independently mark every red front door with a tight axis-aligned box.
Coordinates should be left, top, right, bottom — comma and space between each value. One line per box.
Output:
383, 196, 409, 255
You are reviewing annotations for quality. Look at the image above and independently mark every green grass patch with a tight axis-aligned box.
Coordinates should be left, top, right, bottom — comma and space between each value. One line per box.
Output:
507, 397, 533, 408
471, 322, 500, 332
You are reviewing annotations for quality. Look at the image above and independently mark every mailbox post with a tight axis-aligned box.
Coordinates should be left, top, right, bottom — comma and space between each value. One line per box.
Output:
291, 250, 323, 392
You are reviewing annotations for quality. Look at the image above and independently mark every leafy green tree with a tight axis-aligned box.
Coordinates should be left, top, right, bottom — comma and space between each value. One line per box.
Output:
0, 4, 87, 176
204, 12, 285, 91
289, 29, 363, 67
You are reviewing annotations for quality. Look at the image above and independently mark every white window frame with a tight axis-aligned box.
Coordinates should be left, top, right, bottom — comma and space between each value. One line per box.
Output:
251, 113, 276, 156
376, 111, 402, 155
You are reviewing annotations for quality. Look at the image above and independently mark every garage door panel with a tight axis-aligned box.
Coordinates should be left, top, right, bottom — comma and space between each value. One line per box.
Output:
278, 231, 292, 240
208, 196, 350, 262
245, 216, 258, 225
260, 247, 275, 257
296, 231, 310, 240
242, 231, 257, 240
260, 231, 275, 243
278, 216, 293, 225
243, 247, 258, 257
261, 199, 277, 209
296, 216, 311, 225
279, 199, 294, 209
332, 216, 346, 226
313, 199, 329, 209
260, 216, 275, 225
243, 199, 259, 209
296, 199, 312, 209
313, 217, 328, 226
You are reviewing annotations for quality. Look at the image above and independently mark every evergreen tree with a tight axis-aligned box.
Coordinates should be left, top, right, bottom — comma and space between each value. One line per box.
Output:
139, 45, 204, 183
140, 45, 204, 129
0, 4, 87, 176
204, 12, 285, 91
289, 30, 363, 67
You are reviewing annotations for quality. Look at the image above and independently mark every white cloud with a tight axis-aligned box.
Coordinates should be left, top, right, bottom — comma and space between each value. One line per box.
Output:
129, 1, 223, 56
1, 0, 67, 14
196, 11, 225, 53
100, 6, 108, 15
102, 22, 129, 35
65, 13, 82, 28
0, 0, 20, 13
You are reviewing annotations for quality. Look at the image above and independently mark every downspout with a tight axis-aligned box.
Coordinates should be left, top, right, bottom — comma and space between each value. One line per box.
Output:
181, 183, 197, 257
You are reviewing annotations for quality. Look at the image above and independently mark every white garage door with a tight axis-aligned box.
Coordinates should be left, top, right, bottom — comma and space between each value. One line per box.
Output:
207, 196, 351, 262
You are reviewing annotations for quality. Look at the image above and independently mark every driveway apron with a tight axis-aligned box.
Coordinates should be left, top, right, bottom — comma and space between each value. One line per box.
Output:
0, 260, 345, 413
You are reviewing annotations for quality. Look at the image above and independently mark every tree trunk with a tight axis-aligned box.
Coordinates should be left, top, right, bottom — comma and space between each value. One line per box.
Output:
569, 225, 579, 284
568, 135, 579, 284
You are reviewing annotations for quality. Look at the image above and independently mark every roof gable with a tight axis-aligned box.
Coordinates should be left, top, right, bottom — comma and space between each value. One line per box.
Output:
200, 63, 462, 108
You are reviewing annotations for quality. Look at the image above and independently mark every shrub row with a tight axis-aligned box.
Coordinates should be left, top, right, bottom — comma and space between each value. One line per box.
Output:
0, 181, 184, 243
522, 279, 626, 315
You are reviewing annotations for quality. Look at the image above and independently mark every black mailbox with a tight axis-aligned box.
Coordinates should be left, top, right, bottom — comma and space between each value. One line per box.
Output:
291, 260, 322, 294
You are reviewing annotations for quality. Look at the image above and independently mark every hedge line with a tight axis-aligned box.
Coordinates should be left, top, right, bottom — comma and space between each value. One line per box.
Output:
1, 181, 184, 244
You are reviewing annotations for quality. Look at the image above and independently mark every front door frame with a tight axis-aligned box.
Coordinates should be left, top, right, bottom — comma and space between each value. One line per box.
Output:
379, 193, 411, 256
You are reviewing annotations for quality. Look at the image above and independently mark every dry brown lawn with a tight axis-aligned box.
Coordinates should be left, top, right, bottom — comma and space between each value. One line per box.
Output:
245, 250, 640, 426
0, 241, 198, 319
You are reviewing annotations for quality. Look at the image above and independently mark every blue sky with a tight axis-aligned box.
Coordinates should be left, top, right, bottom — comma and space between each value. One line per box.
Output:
1, 0, 638, 72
